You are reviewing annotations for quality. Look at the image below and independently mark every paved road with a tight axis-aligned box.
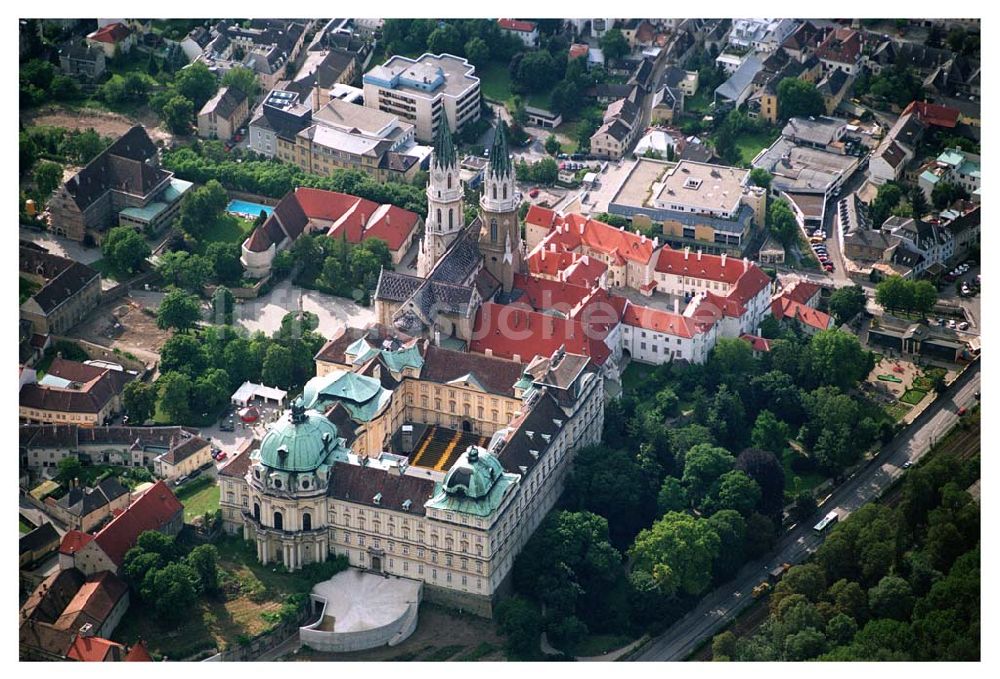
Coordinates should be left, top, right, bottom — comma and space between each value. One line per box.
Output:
632, 361, 980, 661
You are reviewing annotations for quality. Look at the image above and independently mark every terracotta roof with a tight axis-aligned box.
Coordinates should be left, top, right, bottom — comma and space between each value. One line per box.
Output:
328, 464, 436, 515
815, 27, 861, 64
59, 530, 94, 556
569, 43, 590, 60
244, 226, 274, 252
623, 303, 699, 338
89, 22, 130, 44
20, 569, 85, 625
525, 205, 559, 231
124, 640, 153, 661
772, 297, 833, 331
740, 333, 772, 352
55, 571, 129, 631
92, 480, 182, 566
901, 100, 960, 129
656, 249, 751, 284
67, 636, 124, 662
538, 213, 657, 266
782, 281, 821, 306
498, 18, 536, 33
420, 343, 524, 397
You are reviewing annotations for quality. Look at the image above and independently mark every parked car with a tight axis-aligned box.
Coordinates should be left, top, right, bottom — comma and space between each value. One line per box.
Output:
957, 407, 968, 416
948, 319, 957, 329
902, 460, 913, 469
174, 475, 189, 486
216, 451, 228, 461
958, 321, 970, 330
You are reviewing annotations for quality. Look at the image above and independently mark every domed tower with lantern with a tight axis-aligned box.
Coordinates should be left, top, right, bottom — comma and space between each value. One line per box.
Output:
244, 400, 351, 570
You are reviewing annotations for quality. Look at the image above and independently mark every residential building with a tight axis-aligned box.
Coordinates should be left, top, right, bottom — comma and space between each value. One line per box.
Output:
816, 68, 853, 115
57, 480, 184, 576
938, 204, 980, 259
19, 522, 60, 569
716, 52, 748, 76
498, 19, 539, 48
781, 21, 826, 63
48, 477, 130, 533
869, 111, 927, 185
279, 99, 420, 184
47, 126, 192, 242
715, 54, 764, 107
19, 359, 133, 427
651, 67, 698, 123
363, 53, 481, 142
152, 435, 213, 481
197, 86, 249, 141
19, 246, 101, 336
918, 147, 981, 203
85, 22, 132, 58
729, 18, 800, 51
19, 424, 201, 473
241, 186, 423, 278
815, 27, 862, 74
591, 86, 642, 159
193, 20, 310, 91
249, 87, 315, 158
57, 43, 106, 80
771, 296, 834, 335
19, 569, 130, 661
221, 342, 604, 617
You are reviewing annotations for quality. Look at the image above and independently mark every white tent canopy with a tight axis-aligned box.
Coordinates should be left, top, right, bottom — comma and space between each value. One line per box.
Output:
231, 381, 288, 407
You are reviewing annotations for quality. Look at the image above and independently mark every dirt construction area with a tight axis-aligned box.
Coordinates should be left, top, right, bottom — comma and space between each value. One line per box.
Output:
22, 105, 174, 145
288, 604, 506, 662
69, 295, 172, 366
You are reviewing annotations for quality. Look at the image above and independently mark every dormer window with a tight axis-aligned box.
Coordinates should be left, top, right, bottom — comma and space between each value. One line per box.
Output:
373, 492, 382, 505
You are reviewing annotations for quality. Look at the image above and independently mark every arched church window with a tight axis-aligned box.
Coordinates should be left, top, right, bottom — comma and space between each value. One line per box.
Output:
447, 174, 452, 190
502, 184, 507, 200
303, 512, 312, 531
449, 208, 454, 228
490, 219, 498, 242
436, 208, 441, 226
492, 184, 497, 200
273, 511, 283, 530
253, 503, 260, 521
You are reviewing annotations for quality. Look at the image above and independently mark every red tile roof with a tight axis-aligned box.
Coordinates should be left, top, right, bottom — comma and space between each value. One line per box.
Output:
67, 635, 124, 662
569, 43, 590, 60
740, 333, 772, 353
93, 480, 182, 566
89, 22, 130, 44
498, 18, 537, 33
56, 571, 128, 631
125, 640, 153, 661
470, 301, 615, 366
902, 100, 961, 129
782, 281, 821, 306
816, 27, 861, 65
622, 303, 698, 338
772, 298, 834, 331
534, 213, 657, 266
655, 248, 749, 284
525, 204, 559, 231
59, 530, 94, 556
294, 187, 420, 251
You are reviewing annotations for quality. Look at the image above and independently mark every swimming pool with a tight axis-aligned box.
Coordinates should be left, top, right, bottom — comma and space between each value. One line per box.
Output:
227, 199, 274, 219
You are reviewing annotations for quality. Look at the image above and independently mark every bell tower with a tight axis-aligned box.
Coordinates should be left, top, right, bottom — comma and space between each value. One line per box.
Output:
478, 121, 523, 293
417, 121, 463, 279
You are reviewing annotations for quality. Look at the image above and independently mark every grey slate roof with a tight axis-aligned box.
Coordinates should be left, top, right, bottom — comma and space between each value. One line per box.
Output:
715, 55, 764, 102
55, 477, 129, 518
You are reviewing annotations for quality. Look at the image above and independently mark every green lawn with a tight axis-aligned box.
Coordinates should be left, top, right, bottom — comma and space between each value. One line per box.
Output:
175, 476, 220, 522
900, 388, 928, 406
20, 516, 35, 534
733, 128, 781, 166
884, 401, 912, 421
20, 276, 40, 304
478, 62, 514, 103
197, 215, 255, 250
684, 89, 713, 116
782, 448, 828, 501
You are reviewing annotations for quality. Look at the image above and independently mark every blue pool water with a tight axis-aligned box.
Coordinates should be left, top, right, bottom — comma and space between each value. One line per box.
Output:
227, 199, 274, 218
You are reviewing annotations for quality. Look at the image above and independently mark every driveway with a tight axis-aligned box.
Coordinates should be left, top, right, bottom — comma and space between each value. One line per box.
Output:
20, 225, 103, 264
234, 279, 375, 340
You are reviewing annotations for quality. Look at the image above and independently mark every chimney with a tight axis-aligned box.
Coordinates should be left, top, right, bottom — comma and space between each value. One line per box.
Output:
684, 246, 690, 260
641, 234, 646, 244
541, 247, 546, 261
434, 330, 441, 347
550, 243, 556, 252
743, 257, 749, 272
653, 236, 659, 247
721, 253, 727, 267
580, 221, 585, 235
697, 249, 702, 261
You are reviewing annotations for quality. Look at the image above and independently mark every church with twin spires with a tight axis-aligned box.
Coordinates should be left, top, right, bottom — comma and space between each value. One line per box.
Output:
374, 120, 524, 348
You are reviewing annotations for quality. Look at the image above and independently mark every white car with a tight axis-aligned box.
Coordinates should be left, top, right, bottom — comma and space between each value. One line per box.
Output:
958, 321, 970, 331
948, 319, 958, 329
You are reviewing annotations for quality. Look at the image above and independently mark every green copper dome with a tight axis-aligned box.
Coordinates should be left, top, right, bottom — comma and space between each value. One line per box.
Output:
442, 446, 505, 499
258, 402, 342, 472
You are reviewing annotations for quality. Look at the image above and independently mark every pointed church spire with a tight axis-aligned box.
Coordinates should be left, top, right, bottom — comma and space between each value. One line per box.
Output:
432, 120, 457, 170
488, 120, 512, 178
